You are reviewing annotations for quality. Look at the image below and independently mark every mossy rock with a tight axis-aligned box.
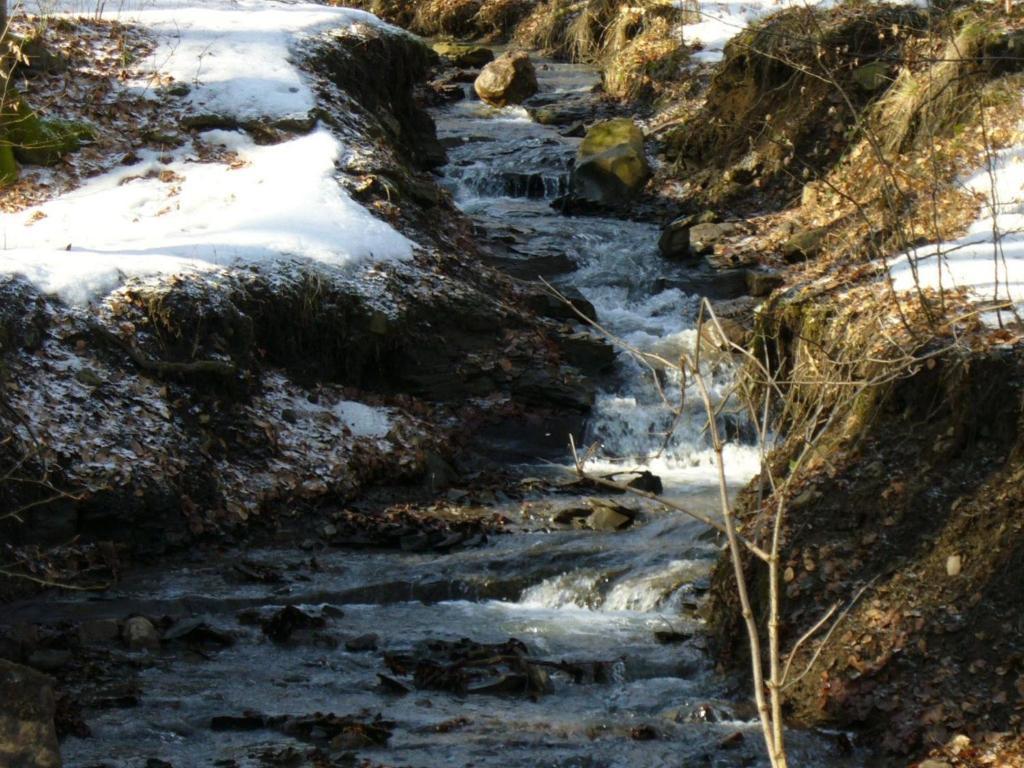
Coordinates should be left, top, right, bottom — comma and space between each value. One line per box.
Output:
571, 118, 650, 206
1, 89, 93, 167
781, 226, 827, 262
578, 117, 644, 160
852, 61, 890, 91
432, 42, 494, 68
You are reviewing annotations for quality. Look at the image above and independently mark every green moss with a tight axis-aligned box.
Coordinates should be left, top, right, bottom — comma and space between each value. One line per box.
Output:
1, 88, 92, 167
578, 117, 644, 158
0, 145, 18, 187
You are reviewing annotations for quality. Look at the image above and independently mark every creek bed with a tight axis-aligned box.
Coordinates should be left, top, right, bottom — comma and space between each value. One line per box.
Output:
6, 57, 862, 768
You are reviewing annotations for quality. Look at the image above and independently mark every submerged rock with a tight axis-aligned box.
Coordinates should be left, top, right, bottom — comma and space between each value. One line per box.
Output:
570, 118, 650, 207
474, 51, 538, 107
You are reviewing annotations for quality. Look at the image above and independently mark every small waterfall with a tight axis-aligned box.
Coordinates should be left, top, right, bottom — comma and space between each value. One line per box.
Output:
519, 560, 706, 614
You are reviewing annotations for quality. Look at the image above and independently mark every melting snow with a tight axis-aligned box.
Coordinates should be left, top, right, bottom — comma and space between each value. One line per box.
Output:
0, 0, 414, 304
676, 0, 841, 63
889, 139, 1024, 322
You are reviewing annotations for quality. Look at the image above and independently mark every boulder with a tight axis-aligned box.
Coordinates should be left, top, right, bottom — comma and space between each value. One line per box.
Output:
474, 52, 538, 107
0, 659, 61, 768
570, 118, 650, 207
781, 226, 827, 262
123, 616, 160, 652
586, 503, 635, 531
658, 215, 694, 260
689, 222, 739, 256
345, 633, 379, 652
432, 42, 494, 69
79, 619, 121, 645
745, 268, 784, 297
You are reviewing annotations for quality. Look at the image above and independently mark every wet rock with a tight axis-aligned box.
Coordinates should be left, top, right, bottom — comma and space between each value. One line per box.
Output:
571, 118, 650, 207
585, 500, 636, 531
558, 332, 615, 373
521, 285, 597, 323
560, 121, 586, 138
630, 724, 659, 741
345, 633, 379, 652
658, 215, 694, 260
653, 629, 692, 644
432, 42, 494, 69
627, 471, 663, 495
745, 268, 784, 297
162, 618, 235, 649
699, 317, 751, 351
123, 616, 160, 652
422, 451, 456, 492
283, 712, 393, 748
474, 51, 538, 107
230, 560, 283, 584
0, 659, 61, 768
689, 221, 739, 256
26, 650, 71, 673
79, 619, 121, 645
719, 731, 745, 749
781, 226, 827, 262
261, 606, 327, 644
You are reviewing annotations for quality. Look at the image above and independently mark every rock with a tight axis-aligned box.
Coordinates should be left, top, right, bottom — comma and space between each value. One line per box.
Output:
852, 60, 890, 91
0, 659, 61, 768
627, 471, 663, 495
781, 226, 827, 262
719, 731, 745, 749
570, 118, 650, 206
261, 606, 326, 644
585, 501, 635, 531
658, 216, 694, 260
422, 451, 456, 492
689, 222, 739, 256
630, 724, 659, 741
26, 650, 70, 673
77, 622, 120, 647
474, 51, 538, 107
946, 554, 962, 577
745, 268, 784, 297
521, 285, 596, 323
700, 317, 750, 351
345, 634, 379, 652
123, 616, 160, 652
432, 42, 494, 69
162, 618, 235, 649
558, 332, 615, 373
560, 121, 586, 138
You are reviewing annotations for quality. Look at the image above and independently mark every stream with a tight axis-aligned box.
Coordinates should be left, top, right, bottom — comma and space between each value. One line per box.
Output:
6, 58, 861, 768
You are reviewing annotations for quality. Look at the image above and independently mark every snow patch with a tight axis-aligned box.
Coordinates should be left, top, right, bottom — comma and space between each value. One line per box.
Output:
0, 0, 414, 303
677, 0, 841, 63
335, 400, 393, 440
889, 136, 1024, 321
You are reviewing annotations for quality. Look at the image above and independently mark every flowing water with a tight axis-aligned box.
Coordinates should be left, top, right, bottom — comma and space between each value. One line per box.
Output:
9, 60, 861, 768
